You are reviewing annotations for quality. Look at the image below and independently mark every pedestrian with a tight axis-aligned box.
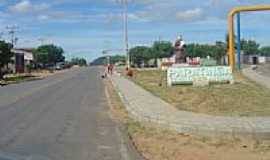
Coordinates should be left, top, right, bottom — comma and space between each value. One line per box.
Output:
108, 64, 114, 75
126, 67, 133, 77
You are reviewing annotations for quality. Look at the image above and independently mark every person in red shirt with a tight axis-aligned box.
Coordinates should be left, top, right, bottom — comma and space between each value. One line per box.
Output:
108, 64, 114, 75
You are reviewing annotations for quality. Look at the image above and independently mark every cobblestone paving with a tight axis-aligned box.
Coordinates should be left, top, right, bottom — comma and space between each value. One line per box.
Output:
111, 74, 270, 140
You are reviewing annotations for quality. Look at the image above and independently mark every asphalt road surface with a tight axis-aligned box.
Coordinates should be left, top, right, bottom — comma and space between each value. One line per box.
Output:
0, 67, 141, 160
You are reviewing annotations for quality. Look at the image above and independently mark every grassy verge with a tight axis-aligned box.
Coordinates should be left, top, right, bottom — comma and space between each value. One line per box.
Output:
131, 69, 270, 117
106, 78, 270, 160
1, 74, 40, 85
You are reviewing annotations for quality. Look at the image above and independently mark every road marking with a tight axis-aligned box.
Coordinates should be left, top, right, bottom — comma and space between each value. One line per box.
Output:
98, 145, 113, 150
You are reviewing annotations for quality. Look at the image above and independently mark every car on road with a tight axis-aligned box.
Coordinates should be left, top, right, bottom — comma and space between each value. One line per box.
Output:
55, 63, 64, 70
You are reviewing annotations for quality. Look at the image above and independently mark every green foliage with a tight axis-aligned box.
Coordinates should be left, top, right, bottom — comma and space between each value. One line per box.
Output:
260, 46, 270, 56
110, 55, 126, 64
71, 57, 87, 66
186, 41, 227, 62
0, 41, 13, 79
186, 44, 207, 58
34, 44, 65, 65
33, 51, 49, 64
213, 41, 227, 60
0, 41, 13, 68
26, 64, 34, 73
241, 39, 260, 55
152, 41, 173, 58
129, 46, 153, 66
94, 38, 269, 68
128, 41, 172, 67
91, 55, 126, 66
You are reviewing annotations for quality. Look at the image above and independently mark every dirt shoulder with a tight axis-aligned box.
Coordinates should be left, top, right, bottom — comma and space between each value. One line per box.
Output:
105, 77, 270, 160
105, 79, 144, 160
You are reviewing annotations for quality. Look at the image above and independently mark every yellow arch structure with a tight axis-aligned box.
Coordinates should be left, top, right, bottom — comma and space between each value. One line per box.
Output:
228, 5, 270, 70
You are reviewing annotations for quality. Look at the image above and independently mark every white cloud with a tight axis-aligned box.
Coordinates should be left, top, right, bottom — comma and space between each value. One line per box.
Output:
175, 8, 204, 22
37, 15, 49, 21
9, 0, 50, 14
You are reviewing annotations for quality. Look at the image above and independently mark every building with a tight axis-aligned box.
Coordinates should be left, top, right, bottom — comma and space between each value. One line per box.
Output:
243, 55, 270, 64
11, 48, 34, 73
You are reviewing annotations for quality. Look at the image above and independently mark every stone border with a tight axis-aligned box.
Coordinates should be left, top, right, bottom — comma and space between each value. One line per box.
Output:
110, 74, 270, 141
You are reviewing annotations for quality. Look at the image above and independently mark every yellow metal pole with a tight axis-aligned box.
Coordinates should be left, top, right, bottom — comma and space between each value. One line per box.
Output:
228, 5, 270, 71
228, 11, 235, 70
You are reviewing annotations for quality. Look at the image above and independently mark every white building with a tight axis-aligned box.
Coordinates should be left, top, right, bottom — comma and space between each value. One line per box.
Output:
11, 48, 34, 73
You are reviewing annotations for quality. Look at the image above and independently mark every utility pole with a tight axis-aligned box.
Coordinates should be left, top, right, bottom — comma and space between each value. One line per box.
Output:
38, 38, 46, 46
158, 35, 162, 43
6, 25, 18, 46
0, 32, 4, 40
122, 0, 129, 68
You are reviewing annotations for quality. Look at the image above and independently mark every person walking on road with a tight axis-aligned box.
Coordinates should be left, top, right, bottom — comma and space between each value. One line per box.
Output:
108, 64, 114, 75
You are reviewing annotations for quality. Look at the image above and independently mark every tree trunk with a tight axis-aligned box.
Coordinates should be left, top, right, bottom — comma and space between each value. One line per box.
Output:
0, 69, 3, 80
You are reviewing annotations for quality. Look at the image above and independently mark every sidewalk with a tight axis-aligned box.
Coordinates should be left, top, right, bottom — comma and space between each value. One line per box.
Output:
111, 74, 270, 140
243, 67, 270, 90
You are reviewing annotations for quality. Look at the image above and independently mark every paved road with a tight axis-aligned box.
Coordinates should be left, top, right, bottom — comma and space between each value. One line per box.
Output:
243, 67, 270, 90
0, 67, 139, 160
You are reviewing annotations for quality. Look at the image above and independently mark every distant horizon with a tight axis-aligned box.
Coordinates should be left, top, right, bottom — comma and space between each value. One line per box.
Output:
0, 0, 269, 62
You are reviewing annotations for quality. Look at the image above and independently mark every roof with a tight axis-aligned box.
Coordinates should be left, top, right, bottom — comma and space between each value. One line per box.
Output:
11, 48, 34, 61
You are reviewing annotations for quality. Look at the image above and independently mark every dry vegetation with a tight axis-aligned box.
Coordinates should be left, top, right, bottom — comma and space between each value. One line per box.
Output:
131, 69, 270, 117
129, 122, 270, 160
105, 78, 270, 160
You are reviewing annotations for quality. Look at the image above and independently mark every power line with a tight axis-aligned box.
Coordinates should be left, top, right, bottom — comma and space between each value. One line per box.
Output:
38, 38, 46, 46
6, 25, 19, 46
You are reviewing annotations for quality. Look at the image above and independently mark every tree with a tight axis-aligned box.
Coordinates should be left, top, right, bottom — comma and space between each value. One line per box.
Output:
91, 55, 127, 66
33, 51, 49, 65
129, 46, 152, 67
186, 42, 226, 63
110, 55, 126, 64
91, 57, 107, 66
0, 41, 13, 79
241, 39, 260, 55
211, 41, 227, 62
152, 41, 173, 58
34, 44, 65, 65
71, 57, 87, 66
260, 46, 270, 56
186, 43, 206, 58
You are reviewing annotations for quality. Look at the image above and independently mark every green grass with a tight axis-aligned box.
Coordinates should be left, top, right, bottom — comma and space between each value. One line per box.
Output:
3, 75, 38, 83
131, 69, 270, 117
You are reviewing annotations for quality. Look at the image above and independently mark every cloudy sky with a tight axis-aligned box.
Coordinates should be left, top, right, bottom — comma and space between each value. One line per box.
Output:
0, 0, 269, 61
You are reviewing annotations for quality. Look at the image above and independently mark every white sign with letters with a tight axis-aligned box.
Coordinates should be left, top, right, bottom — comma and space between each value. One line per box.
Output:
167, 66, 233, 86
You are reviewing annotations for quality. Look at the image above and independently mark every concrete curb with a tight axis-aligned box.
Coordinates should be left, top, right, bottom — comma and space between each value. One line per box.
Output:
104, 81, 145, 160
